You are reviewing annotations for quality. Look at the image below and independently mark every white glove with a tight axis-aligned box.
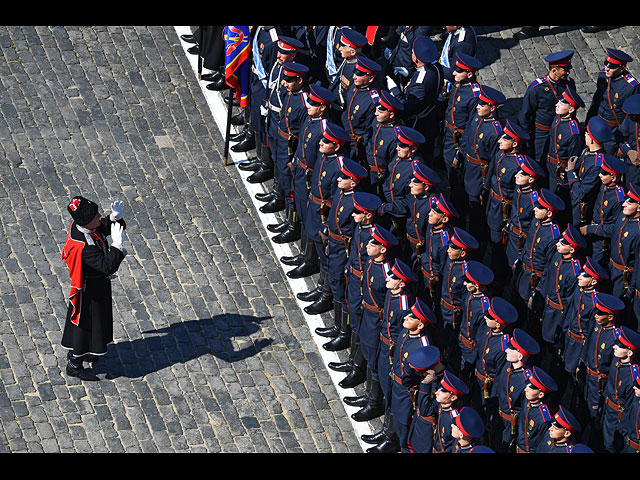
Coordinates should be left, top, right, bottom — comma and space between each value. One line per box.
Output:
386, 75, 398, 92
393, 66, 409, 78
110, 221, 125, 250
110, 200, 124, 221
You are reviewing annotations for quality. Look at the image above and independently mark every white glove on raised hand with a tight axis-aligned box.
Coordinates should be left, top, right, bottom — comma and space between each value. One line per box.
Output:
386, 75, 398, 92
110, 221, 125, 251
110, 200, 124, 221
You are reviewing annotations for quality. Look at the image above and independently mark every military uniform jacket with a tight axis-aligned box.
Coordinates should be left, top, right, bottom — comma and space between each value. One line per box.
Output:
341, 84, 379, 140
562, 288, 597, 373
584, 183, 625, 238
617, 115, 640, 185
603, 360, 640, 415
564, 149, 606, 226
609, 214, 640, 296
433, 406, 460, 453
536, 436, 575, 453
365, 120, 399, 185
495, 365, 530, 419
360, 257, 393, 348
381, 157, 426, 213
485, 152, 522, 233
304, 153, 340, 242
329, 58, 357, 110
391, 63, 443, 122
473, 322, 509, 384
516, 400, 553, 453
537, 253, 581, 311
444, 80, 481, 136
346, 223, 373, 276
619, 395, 640, 450
250, 26, 280, 92
440, 258, 469, 314
325, 189, 356, 251
518, 75, 576, 131
579, 323, 616, 379
517, 219, 561, 300
461, 115, 502, 200
276, 89, 309, 161
588, 69, 640, 127
506, 186, 539, 267
422, 225, 451, 281
548, 115, 583, 164
292, 115, 327, 218
459, 292, 491, 364
407, 378, 439, 453
381, 289, 414, 345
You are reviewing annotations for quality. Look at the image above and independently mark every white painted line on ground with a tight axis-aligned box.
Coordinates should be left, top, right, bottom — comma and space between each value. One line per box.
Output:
174, 26, 375, 451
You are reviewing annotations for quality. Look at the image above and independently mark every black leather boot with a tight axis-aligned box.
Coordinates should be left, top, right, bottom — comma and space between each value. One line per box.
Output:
238, 157, 261, 172
281, 253, 305, 266
287, 238, 319, 278
366, 409, 400, 453
231, 132, 256, 152
267, 201, 290, 233
315, 300, 342, 338
259, 169, 285, 213
343, 368, 371, 407
339, 337, 367, 389
303, 276, 333, 315
352, 375, 385, 422
247, 143, 274, 184
323, 307, 351, 351
273, 206, 301, 244
297, 268, 324, 302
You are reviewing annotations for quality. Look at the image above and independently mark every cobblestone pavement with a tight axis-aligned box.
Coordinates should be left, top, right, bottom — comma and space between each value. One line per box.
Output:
0, 25, 637, 453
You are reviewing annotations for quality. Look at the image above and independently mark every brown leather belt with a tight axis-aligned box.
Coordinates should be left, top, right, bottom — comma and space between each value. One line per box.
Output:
626, 436, 640, 451
474, 369, 493, 383
567, 330, 586, 343
545, 297, 563, 310
547, 155, 567, 167
421, 267, 437, 280
368, 164, 384, 173
499, 409, 516, 423
459, 334, 476, 350
465, 154, 488, 167
363, 301, 382, 313
516, 446, 529, 453
587, 367, 607, 380
510, 224, 525, 236
310, 193, 331, 207
328, 230, 351, 243
407, 233, 423, 246
278, 127, 298, 141
491, 189, 512, 205
610, 258, 633, 273
535, 122, 551, 132
605, 396, 622, 412
441, 298, 461, 312
379, 333, 393, 346
523, 264, 543, 277
295, 156, 311, 171
348, 266, 362, 278
445, 121, 464, 134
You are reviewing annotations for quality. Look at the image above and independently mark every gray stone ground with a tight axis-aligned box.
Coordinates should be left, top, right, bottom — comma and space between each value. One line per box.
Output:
0, 25, 637, 453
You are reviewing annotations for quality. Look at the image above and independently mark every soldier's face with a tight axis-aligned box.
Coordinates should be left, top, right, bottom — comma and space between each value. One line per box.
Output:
604, 63, 624, 78
555, 99, 573, 116
435, 386, 454, 405
452, 69, 472, 83
82, 213, 101, 230
319, 138, 338, 154
623, 198, 640, 216
340, 44, 356, 59
410, 179, 427, 196
498, 134, 514, 151
548, 422, 570, 440
533, 205, 549, 220
375, 105, 392, 123
353, 70, 374, 87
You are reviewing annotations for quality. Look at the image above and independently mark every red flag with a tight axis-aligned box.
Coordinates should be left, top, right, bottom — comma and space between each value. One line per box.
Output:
366, 26, 378, 45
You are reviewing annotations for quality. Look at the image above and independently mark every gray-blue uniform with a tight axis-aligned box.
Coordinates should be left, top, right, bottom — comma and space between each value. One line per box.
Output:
378, 259, 416, 402
518, 50, 576, 164
579, 292, 623, 419
515, 189, 563, 305
547, 87, 585, 192
360, 225, 396, 376
460, 87, 504, 206
494, 329, 540, 452
504, 155, 545, 269
484, 122, 530, 248
609, 183, 640, 300
616, 94, 640, 187
515, 366, 557, 453
364, 90, 402, 196
458, 261, 493, 376
537, 224, 584, 346
341, 56, 381, 163
601, 326, 640, 452
562, 258, 607, 374
582, 154, 628, 266
587, 48, 640, 155
291, 85, 335, 223
324, 158, 367, 305
442, 53, 482, 180
562, 116, 612, 227
390, 322, 435, 450
388, 36, 443, 163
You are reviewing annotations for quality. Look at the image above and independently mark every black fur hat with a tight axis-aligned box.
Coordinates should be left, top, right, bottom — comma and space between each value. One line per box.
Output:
67, 196, 98, 226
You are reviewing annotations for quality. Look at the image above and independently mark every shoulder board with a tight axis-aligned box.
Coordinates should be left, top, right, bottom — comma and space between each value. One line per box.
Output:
616, 186, 625, 202
450, 409, 459, 418
492, 121, 502, 136
530, 190, 539, 203
501, 334, 510, 351
400, 294, 409, 310
416, 70, 426, 84
632, 364, 640, 381
530, 76, 547, 87
383, 262, 391, 275
572, 259, 581, 276
419, 335, 430, 347
595, 153, 604, 167
441, 230, 450, 246
550, 223, 560, 239
524, 369, 532, 380
625, 74, 640, 87
462, 262, 468, 274
591, 291, 598, 305
471, 82, 481, 96
569, 119, 580, 135
599, 67, 606, 74
269, 29, 279, 42
481, 296, 490, 312
370, 89, 380, 103
458, 28, 466, 42
539, 404, 552, 422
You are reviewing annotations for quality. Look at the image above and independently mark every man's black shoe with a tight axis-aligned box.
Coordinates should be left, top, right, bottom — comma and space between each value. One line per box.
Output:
66, 362, 99, 381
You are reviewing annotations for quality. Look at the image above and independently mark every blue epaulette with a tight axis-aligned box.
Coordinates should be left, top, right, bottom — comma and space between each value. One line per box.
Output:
539, 404, 552, 422
450, 408, 459, 418
383, 262, 391, 276
550, 223, 560, 239
595, 153, 604, 167
492, 121, 502, 136
400, 294, 409, 310
501, 334, 510, 351
572, 259, 581, 276
530, 190, 539, 204
419, 335, 430, 347
632, 364, 639, 381
569, 120, 580, 135
441, 230, 450, 246
616, 186, 625, 202
429, 195, 438, 206
530, 76, 547, 88
625, 74, 639, 87
524, 369, 532, 380
370, 89, 380, 103
481, 296, 490, 312
471, 83, 481, 97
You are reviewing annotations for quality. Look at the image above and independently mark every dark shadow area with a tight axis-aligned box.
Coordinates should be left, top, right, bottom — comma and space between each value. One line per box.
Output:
94, 314, 273, 379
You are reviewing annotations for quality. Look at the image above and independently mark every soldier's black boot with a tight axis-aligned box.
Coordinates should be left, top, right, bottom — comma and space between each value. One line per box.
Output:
343, 368, 371, 407
239, 132, 263, 172
361, 408, 388, 445
304, 274, 333, 315
281, 230, 307, 266
315, 300, 341, 338
247, 143, 274, 184
287, 238, 320, 279
339, 337, 367, 389
323, 306, 351, 351
366, 410, 400, 453
351, 374, 385, 422
273, 205, 301, 244
328, 329, 359, 372
297, 268, 325, 302
259, 167, 285, 214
